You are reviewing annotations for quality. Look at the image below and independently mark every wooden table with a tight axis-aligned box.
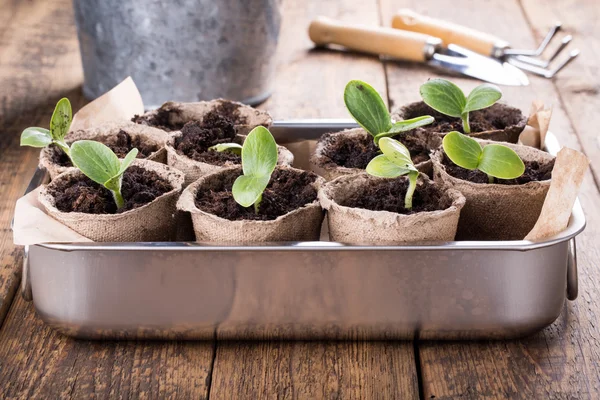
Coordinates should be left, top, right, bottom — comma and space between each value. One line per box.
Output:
1, 0, 599, 398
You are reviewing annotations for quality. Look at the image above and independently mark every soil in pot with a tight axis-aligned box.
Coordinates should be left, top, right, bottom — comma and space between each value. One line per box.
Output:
400, 102, 524, 134
441, 154, 554, 185
173, 112, 244, 166
50, 130, 160, 168
48, 166, 172, 214
321, 131, 431, 170
195, 168, 319, 221
132, 100, 249, 131
340, 177, 451, 215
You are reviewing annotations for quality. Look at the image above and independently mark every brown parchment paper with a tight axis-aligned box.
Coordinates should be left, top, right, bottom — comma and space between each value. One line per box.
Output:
525, 147, 589, 241
518, 101, 553, 149
13, 76, 146, 245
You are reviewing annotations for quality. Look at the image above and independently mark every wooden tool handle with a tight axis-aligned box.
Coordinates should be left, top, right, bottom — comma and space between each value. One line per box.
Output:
309, 16, 439, 62
391, 9, 509, 56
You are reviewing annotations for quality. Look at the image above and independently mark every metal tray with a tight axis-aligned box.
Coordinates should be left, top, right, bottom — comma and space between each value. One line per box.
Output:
20, 120, 584, 340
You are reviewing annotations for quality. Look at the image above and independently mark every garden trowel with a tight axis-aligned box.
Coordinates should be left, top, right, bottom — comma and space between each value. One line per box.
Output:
308, 16, 529, 86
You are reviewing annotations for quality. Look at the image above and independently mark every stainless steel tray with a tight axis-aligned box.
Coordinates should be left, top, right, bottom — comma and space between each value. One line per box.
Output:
20, 120, 584, 340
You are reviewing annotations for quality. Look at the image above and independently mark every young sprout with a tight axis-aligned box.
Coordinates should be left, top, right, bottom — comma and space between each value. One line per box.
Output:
21, 98, 73, 156
365, 137, 419, 210
344, 80, 434, 145
70, 140, 138, 209
443, 131, 525, 183
209, 142, 243, 155
231, 126, 278, 214
419, 79, 502, 134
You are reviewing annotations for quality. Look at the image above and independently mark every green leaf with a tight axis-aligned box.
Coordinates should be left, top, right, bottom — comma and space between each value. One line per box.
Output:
366, 154, 411, 178
464, 83, 502, 113
70, 140, 121, 185
374, 115, 435, 143
118, 148, 139, 175
50, 98, 72, 142
419, 79, 466, 118
232, 174, 271, 207
442, 131, 482, 170
241, 126, 278, 177
378, 137, 417, 171
20, 127, 52, 147
209, 142, 243, 155
478, 144, 525, 179
344, 80, 392, 137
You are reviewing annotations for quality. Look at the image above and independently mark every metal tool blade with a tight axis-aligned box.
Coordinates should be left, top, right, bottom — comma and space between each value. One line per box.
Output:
428, 44, 530, 86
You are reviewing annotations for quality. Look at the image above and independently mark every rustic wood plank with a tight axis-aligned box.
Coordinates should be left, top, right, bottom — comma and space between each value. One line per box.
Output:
379, 0, 600, 398
210, 0, 419, 398
0, 0, 85, 326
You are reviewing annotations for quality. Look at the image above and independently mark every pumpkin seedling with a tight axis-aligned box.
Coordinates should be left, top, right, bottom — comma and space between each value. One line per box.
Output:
231, 126, 278, 213
365, 137, 419, 210
209, 142, 243, 155
443, 131, 525, 183
21, 98, 73, 156
344, 80, 434, 145
70, 140, 138, 209
419, 79, 502, 134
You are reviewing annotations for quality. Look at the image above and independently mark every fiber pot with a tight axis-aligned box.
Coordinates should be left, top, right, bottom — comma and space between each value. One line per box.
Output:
311, 128, 441, 181
39, 122, 168, 180
177, 166, 325, 243
73, 0, 281, 106
38, 159, 184, 242
319, 173, 466, 244
393, 101, 527, 143
132, 99, 273, 134
166, 133, 294, 187
431, 141, 555, 240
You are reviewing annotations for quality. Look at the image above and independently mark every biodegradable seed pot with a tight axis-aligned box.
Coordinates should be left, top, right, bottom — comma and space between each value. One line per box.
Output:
177, 166, 325, 243
39, 122, 169, 180
132, 98, 272, 134
311, 127, 441, 180
394, 101, 527, 143
319, 172, 466, 244
39, 159, 184, 242
431, 140, 555, 240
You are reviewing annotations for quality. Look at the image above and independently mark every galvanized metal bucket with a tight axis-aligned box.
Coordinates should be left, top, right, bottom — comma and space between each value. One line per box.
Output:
73, 0, 281, 107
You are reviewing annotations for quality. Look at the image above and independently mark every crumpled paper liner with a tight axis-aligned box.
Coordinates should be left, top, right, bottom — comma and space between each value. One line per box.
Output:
525, 147, 589, 240
40, 122, 169, 180
167, 133, 294, 187
177, 166, 325, 243
310, 128, 441, 180
318, 173, 466, 244
37, 159, 184, 242
393, 101, 527, 143
518, 101, 553, 149
431, 140, 555, 240
135, 99, 273, 135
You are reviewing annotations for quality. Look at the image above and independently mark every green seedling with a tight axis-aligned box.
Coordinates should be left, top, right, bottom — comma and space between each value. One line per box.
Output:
21, 98, 73, 156
344, 80, 434, 145
209, 142, 243, 155
231, 126, 278, 213
443, 131, 524, 183
419, 79, 502, 134
365, 137, 419, 210
70, 140, 138, 209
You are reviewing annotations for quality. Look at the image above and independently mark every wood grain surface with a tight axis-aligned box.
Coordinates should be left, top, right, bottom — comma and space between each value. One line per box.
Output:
0, 0, 599, 398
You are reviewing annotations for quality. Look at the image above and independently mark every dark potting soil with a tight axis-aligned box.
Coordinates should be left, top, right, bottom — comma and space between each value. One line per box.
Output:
401, 102, 524, 134
195, 168, 318, 221
441, 153, 554, 185
49, 166, 172, 214
174, 113, 243, 165
341, 177, 451, 215
320, 132, 430, 169
208, 100, 248, 125
50, 130, 158, 167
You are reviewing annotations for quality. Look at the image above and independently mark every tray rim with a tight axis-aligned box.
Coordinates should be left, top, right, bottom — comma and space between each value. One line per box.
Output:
24, 119, 585, 251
